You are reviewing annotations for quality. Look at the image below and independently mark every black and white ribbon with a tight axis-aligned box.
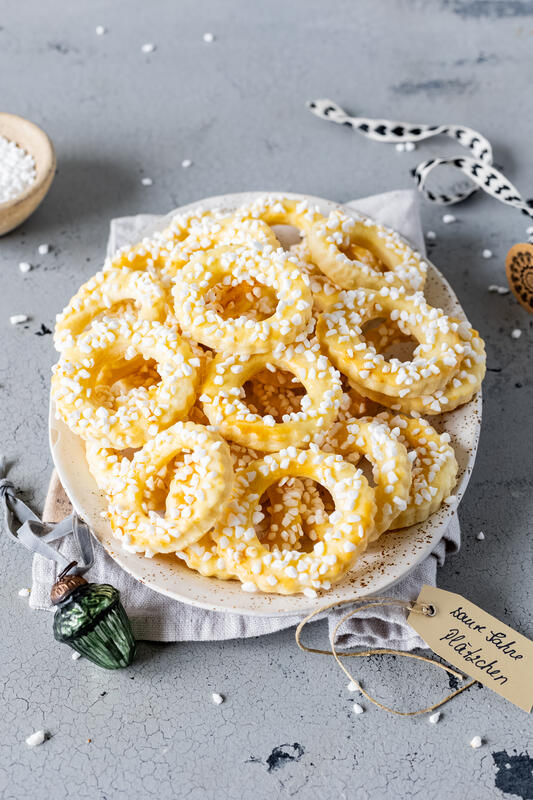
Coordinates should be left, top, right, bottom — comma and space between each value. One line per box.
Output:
307, 99, 533, 219
0, 459, 94, 577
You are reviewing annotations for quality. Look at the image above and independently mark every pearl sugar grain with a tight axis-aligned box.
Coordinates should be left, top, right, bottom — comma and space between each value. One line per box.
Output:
488, 285, 509, 295
0, 135, 37, 204
26, 730, 46, 747
10, 314, 29, 325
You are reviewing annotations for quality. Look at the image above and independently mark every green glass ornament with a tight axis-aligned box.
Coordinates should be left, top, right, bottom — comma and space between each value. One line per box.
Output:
51, 562, 136, 669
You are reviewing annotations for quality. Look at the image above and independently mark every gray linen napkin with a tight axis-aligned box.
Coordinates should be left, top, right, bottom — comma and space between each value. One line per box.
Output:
31, 190, 461, 649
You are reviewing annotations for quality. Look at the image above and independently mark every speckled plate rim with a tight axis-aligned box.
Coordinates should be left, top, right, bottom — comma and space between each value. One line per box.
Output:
49, 191, 482, 617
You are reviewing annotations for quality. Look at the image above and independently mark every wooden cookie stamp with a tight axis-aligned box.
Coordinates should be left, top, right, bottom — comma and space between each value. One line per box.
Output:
506, 243, 533, 313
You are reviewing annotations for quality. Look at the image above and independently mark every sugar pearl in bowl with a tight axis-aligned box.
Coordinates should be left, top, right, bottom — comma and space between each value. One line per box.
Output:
0, 113, 56, 236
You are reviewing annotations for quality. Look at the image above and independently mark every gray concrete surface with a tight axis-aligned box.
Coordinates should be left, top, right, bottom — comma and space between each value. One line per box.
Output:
1, 1, 532, 798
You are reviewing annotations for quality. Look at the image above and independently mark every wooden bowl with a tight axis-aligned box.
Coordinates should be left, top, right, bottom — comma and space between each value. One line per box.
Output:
0, 113, 56, 236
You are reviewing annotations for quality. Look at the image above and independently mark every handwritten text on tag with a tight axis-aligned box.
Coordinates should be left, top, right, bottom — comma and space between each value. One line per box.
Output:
408, 585, 533, 713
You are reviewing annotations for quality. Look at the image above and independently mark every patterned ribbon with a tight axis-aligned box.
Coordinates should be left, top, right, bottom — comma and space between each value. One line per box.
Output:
308, 99, 533, 219
0, 458, 94, 576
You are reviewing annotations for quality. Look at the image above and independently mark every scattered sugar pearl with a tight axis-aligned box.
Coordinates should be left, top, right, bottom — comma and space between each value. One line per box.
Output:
526, 225, 533, 236
395, 142, 406, 152
352, 703, 364, 715
10, 314, 29, 325
203, 32, 215, 43
426, 231, 436, 241
347, 681, 358, 692
488, 284, 509, 295
141, 43, 155, 53
71, 651, 81, 660
404, 141, 416, 152
511, 328, 522, 339
18, 262, 31, 273
141, 177, 153, 186
211, 692, 224, 705
18, 588, 30, 597
482, 249, 493, 259
181, 159, 192, 169
429, 711, 441, 724
476, 531, 485, 541
443, 494, 457, 505
26, 730, 46, 748
95, 25, 106, 35
0, 135, 37, 203
470, 736, 483, 749
38, 243, 50, 255
442, 214, 456, 224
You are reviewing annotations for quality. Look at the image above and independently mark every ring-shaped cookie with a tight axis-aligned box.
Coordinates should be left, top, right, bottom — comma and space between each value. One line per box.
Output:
52, 315, 200, 449
200, 347, 342, 451
322, 417, 412, 539
376, 413, 458, 529
175, 477, 308, 580
173, 244, 313, 354
108, 421, 234, 554
165, 215, 282, 277
54, 267, 168, 352
307, 209, 427, 292
291, 239, 382, 312
348, 323, 486, 415
317, 288, 465, 399
213, 448, 376, 596
237, 195, 324, 238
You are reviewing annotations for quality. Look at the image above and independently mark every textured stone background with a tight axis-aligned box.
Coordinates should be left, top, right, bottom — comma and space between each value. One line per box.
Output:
0, 1, 532, 798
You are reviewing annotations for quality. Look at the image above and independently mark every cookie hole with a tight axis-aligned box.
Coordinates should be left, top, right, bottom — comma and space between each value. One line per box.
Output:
255, 478, 334, 554
146, 452, 200, 516
362, 319, 418, 363
100, 355, 161, 395
243, 371, 305, 423
206, 279, 277, 321
341, 241, 385, 272
357, 456, 377, 489
92, 299, 141, 327
271, 224, 302, 250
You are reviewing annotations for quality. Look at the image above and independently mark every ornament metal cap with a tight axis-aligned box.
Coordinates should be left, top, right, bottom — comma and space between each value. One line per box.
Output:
50, 561, 88, 605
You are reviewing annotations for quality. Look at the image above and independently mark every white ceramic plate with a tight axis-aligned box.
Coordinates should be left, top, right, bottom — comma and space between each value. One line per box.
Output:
49, 192, 482, 616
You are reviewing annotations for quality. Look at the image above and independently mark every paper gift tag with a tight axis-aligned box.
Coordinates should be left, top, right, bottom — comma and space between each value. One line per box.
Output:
408, 585, 533, 713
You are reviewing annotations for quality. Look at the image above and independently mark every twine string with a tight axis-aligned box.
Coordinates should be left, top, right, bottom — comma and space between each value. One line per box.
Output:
295, 596, 477, 717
